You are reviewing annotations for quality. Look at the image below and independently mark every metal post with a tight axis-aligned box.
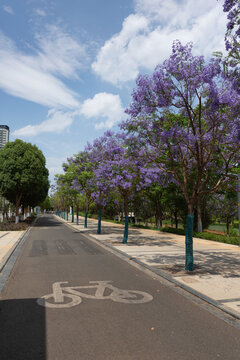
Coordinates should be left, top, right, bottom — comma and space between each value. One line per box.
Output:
84, 211, 88, 228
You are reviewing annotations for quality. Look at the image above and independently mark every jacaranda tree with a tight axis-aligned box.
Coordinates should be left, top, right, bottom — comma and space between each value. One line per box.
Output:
88, 131, 161, 243
223, 0, 240, 65
122, 40, 240, 270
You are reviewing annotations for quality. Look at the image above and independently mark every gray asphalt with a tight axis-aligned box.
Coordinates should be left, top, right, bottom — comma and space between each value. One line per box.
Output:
0, 214, 240, 360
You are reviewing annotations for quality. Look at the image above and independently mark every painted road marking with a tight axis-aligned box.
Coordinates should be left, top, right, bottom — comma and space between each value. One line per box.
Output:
37, 280, 153, 308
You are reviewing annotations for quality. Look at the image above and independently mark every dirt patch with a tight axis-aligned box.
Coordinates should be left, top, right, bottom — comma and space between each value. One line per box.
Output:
0, 217, 35, 231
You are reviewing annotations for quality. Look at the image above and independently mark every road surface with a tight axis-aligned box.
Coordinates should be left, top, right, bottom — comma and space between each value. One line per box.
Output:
0, 214, 240, 359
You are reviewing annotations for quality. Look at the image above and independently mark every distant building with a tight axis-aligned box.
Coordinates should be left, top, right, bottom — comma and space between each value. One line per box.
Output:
0, 125, 9, 150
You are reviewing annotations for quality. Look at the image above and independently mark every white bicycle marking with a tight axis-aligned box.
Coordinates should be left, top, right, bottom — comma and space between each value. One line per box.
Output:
37, 281, 153, 308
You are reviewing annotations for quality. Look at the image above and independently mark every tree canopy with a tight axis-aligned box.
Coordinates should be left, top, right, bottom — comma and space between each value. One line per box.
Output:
0, 139, 49, 221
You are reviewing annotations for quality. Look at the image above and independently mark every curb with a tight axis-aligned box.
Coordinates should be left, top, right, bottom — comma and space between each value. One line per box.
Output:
0, 218, 36, 294
57, 215, 240, 322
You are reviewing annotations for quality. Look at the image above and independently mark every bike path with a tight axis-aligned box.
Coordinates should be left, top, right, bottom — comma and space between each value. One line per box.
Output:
0, 214, 240, 360
56, 214, 240, 319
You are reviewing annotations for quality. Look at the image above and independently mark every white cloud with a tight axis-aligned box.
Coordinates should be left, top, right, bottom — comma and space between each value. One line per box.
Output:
46, 156, 65, 182
13, 92, 124, 136
35, 25, 87, 78
92, 14, 149, 84
3, 5, 14, 15
80, 92, 124, 129
134, 0, 216, 24
13, 109, 76, 137
92, 0, 227, 85
35, 9, 46, 17
0, 26, 87, 108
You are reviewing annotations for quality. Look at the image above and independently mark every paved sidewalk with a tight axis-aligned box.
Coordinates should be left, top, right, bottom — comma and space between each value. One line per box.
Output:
0, 231, 25, 271
57, 214, 240, 319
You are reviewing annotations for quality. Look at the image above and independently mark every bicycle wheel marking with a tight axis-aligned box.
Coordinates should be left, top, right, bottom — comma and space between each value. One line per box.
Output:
37, 281, 153, 308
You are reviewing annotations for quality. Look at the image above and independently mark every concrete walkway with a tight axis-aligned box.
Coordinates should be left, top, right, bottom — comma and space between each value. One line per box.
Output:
0, 231, 25, 272
1, 214, 240, 320
57, 214, 240, 319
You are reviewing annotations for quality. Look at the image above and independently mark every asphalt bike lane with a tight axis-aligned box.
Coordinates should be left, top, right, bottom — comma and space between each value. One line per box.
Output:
0, 214, 240, 360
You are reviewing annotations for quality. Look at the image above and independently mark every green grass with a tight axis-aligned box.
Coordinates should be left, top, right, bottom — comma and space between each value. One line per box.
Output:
162, 226, 239, 245
194, 231, 239, 245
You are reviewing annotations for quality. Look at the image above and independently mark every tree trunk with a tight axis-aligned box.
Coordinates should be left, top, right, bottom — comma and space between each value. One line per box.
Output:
15, 193, 22, 224
97, 208, 102, 234
84, 212, 88, 228
71, 205, 74, 223
76, 206, 79, 225
197, 202, 203, 233
185, 203, 194, 271
84, 197, 90, 228
159, 216, 163, 228
122, 196, 129, 244
174, 210, 178, 229
226, 217, 230, 237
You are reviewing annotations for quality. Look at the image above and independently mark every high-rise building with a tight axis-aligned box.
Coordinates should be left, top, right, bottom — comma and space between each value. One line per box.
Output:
0, 125, 10, 150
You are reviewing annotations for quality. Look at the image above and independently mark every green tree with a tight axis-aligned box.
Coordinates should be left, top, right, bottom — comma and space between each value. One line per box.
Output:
40, 196, 52, 211
0, 139, 49, 223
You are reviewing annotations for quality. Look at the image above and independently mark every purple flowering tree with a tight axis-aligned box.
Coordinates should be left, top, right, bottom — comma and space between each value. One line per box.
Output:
223, 0, 240, 64
88, 131, 160, 243
122, 40, 240, 270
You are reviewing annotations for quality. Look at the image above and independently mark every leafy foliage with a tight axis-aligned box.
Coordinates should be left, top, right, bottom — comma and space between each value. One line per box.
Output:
0, 139, 49, 219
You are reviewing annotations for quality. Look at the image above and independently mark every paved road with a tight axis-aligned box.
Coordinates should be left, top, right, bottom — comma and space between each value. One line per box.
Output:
0, 215, 240, 360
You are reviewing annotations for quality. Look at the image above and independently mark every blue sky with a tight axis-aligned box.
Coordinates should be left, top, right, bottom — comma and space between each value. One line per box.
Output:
0, 0, 227, 183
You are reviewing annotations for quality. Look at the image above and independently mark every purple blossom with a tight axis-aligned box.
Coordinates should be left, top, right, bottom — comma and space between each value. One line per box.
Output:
122, 40, 240, 214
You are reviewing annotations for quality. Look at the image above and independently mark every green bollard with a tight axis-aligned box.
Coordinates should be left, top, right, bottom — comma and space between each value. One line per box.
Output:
185, 214, 194, 271
122, 216, 129, 244
77, 211, 79, 225
97, 209, 102, 234
66, 211, 68, 221
72, 208, 74, 223
84, 211, 88, 228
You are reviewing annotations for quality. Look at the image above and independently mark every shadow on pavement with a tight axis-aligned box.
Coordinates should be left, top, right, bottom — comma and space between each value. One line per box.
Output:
0, 298, 46, 360
76, 223, 177, 245
148, 251, 240, 277
34, 215, 62, 228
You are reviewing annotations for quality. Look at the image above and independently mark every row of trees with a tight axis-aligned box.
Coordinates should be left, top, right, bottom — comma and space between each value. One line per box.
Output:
52, 45, 240, 267
0, 139, 49, 223
52, 3, 240, 271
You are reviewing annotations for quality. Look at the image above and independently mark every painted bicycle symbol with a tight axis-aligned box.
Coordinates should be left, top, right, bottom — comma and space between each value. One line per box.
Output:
37, 281, 153, 308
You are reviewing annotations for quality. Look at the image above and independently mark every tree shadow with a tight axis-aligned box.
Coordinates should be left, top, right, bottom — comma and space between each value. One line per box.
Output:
78, 222, 177, 246
0, 298, 46, 360
34, 215, 62, 228
147, 251, 240, 277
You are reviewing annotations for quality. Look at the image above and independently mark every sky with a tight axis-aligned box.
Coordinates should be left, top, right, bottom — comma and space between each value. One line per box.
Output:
0, 0, 228, 184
